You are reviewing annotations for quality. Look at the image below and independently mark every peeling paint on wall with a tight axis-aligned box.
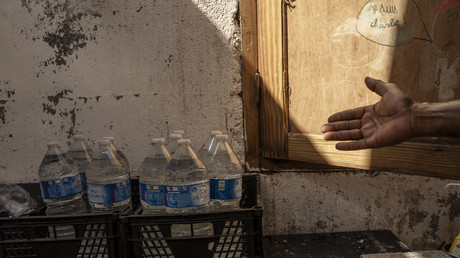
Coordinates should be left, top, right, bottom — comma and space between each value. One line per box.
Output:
438, 193, 460, 221
20, 0, 102, 72
0, 81, 16, 125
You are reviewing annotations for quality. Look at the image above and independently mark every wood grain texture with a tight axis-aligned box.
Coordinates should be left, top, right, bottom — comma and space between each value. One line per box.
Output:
241, 0, 260, 170
289, 133, 460, 179
258, 0, 289, 160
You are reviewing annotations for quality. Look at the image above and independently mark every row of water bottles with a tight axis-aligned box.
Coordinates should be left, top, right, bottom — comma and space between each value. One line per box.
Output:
37, 130, 242, 237
140, 130, 242, 215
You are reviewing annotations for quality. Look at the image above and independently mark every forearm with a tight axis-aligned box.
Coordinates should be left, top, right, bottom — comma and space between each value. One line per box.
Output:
411, 100, 460, 137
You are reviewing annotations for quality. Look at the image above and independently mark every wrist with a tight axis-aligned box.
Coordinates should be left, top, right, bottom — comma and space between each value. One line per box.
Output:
411, 102, 440, 137
411, 101, 460, 137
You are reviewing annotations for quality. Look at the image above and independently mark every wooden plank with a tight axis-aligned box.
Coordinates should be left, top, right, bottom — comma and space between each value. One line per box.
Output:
282, 0, 460, 178
241, 0, 260, 170
258, 0, 289, 160
287, 0, 384, 135
289, 133, 460, 180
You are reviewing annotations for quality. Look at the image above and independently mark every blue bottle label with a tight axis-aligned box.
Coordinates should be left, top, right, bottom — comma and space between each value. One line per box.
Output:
210, 176, 242, 200
40, 175, 83, 200
165, 181, 210, 208
140, 183, 165, 205
80, 172, 87, 191
87, 178, 131, 204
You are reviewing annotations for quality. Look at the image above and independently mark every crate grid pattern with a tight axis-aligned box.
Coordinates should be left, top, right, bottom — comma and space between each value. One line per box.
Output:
78, 223, 109, 257
140, 224, 173, 257
0, 213, 120, 258
124, 208, 263, 258
213, 220, 244, 258
1, 226, 36, 258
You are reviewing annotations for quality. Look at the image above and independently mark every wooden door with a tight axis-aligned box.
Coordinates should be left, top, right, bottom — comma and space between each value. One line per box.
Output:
243, 0, 460, 179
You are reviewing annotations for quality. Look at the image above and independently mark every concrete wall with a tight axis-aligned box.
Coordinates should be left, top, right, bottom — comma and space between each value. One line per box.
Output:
1, 0, 460, 250
0, 0, 243, 183
260, 171, 460, 248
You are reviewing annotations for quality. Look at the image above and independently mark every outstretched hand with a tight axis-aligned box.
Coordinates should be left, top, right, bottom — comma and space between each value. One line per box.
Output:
321, 77, 415, 150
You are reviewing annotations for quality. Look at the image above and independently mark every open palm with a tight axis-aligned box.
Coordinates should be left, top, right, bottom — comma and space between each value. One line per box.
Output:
321, 77, 414, 150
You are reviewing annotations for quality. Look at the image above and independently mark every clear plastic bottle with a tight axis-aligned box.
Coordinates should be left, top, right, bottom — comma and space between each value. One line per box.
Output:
206, 135, 242, 210
164, 139, 211, 236
197, 130, 222, 163
38, 141, 86, 238
87, 139, 132, 212
166, 133, 182, 155
139, 138, 171, 214
67, 135, 92, 199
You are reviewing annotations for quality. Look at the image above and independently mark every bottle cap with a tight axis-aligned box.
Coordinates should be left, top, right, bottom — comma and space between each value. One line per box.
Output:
177, 139, 191, 145
98, 139, 110, 145
152, 138, 165, 143
172, 130, 185, 135
46, 141, 59, 146
216, 134, 228, 140
211, 130, 222, 135
169, 133, 182, 139
73, 134, 85, 140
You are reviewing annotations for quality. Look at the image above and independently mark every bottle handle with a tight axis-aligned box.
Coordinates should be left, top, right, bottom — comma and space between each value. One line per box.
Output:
445, 183, 460, 189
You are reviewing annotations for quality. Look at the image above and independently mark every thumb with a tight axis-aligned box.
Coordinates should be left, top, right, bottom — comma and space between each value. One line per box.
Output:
365, 77, 389, 97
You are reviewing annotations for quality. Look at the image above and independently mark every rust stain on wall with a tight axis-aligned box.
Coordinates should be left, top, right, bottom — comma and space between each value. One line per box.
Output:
20, 0, 102, 72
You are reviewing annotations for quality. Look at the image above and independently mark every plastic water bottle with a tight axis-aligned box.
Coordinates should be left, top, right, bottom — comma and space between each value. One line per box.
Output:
197, 130, 222, 162
38, 141, 86, 238
139, 138, 171, 214
87, 139, 131, 212
67, 135, 92, 199
164, 139, 211, 236
206, 135, 242, 210
166, 133, 182, 155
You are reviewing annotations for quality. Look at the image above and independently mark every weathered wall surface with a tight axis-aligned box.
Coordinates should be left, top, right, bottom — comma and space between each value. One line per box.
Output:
261, 171, 460, 248
0, 0, 243, 183
2, 0, 460, 250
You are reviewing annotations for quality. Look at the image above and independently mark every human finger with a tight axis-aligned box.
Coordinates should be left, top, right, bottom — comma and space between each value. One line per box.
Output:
327, 106, 366, 123
335, 139, 369, 150
323, 129, 362, 141
321, 120, 362, 133
365, 77, 389, 97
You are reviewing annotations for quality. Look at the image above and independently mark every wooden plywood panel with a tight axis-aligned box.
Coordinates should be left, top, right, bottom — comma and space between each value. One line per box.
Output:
287, 0, 460, 135
288, 0, 389, 135
285, 0, 460, 176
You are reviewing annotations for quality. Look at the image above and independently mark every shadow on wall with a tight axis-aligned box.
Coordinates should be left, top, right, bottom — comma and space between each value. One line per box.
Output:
0, 0, 242, 183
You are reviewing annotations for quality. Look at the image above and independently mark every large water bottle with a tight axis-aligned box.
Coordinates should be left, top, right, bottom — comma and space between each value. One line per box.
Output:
164, 139, 209, 213
139, 138, 171, 214
166, 133, 182, 155
38, 141, 86, 238
86, 139, 131, 212
164, 139, 211, 236
67, 135, 92, 198
197, 130, 222, 162
206, 135, 242, 210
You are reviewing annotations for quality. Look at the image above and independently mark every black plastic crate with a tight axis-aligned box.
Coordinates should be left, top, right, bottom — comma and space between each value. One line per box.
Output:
0, 209, 123, 258
121, 207, 263, 258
